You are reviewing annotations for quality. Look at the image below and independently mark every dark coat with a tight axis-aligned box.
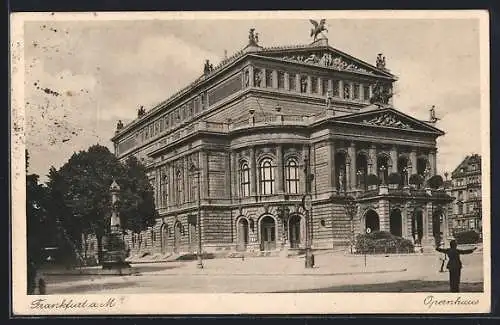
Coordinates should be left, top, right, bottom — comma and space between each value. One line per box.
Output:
436, 247, 475, 270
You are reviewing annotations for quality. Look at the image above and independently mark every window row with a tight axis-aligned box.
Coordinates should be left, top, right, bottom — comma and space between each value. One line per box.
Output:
252, 68, 373, 102
239, 158, 300, 197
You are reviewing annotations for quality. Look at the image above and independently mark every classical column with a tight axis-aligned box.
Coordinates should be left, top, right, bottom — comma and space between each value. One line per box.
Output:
317, 77, 322, 94
429, 149, 437, 176
328, 79, 333, 94
369, 145, 377, 175
225, 150, 232, 199
307, 76, 312, 94
183, 156, 189, 203
248, 65, 254, 87
368, 85, 373, 99
250, 147, 257, 196
339, 80, 344, 99
295, 74, 301, 92
169, 163, 175, 206
261, 68, 267, 88
359, 84, 365, 101
276, 145, 284, 194
345, 161, 351, 192
272, 70, 278, 89
409, 149, 417, 175
390, 146, 398, 174
349, 83, 354, 100
348, 142, 357, 191
284, 72, 290, 91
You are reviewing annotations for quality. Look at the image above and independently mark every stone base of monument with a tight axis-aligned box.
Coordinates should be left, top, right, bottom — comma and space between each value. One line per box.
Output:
100, 232, 134, 275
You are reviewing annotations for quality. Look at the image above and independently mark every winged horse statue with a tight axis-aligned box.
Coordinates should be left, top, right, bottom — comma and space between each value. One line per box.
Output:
310, 19, 328, 42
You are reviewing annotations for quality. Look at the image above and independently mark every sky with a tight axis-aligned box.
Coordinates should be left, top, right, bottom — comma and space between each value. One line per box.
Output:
20, 14, 484, 182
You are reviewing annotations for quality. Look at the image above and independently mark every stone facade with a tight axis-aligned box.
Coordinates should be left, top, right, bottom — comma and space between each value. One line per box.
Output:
98, 32, 454, 259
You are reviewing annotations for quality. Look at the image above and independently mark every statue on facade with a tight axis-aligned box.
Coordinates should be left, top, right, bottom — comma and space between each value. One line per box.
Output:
376, 53, 386, 70
204, 59, 214, 75
429, 105, 440, 123
338, 168, 345, 192
310, 19, 328, 42
254, 69, 263, 87
300, 77, 308, 93
369, 81, 393, 106
248, 28, 260, 46
116, 120, 124, 132
137, 105, 146, 117
244, 69, 250, 87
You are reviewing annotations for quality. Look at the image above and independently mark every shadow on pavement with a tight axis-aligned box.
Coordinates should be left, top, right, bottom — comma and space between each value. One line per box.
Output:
273, 280, 484, 293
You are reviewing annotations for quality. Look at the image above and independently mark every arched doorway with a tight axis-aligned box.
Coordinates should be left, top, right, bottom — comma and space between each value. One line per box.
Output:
237, 218, 249, 251
335, 152, 347, 192
432, 208, 444, 245
160, 224, 169, 254
412, 209, 424, 244
377, 155, 390, 185
365, 209, 380, 233
390, 209, 403, 237
173, 221, 182, 253
260, 216, 276, 251
397, 157, 409, 187
288, 214, 302, 249
356, 153, 368, 190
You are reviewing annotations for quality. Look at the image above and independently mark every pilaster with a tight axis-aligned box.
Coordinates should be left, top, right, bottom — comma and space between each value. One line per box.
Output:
276, 145, 284, 194
369, 145, 377, 175
348, 142, 357, 191
250, 147, 257, 196
390, 146, 398, 174
248, 65, 254, 87
284, 72, 290, 91
272, 70, 278, 89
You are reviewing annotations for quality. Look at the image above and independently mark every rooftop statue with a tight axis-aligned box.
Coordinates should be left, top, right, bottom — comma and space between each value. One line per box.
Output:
116, 120, 124, 132
137, 105, 146, 117
248, 28, 260, 46
204, 59, 214, 75
310, 19, 328, 42
376, 53, 387, 70
429, 105, 440, 123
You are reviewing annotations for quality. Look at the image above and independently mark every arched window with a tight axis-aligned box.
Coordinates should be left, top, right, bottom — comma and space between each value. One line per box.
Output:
285, 158, 299, 194
160, 167, 168, 208
259, 158, 275, 195
176, 170, 183, 205
240, 162, 250, 197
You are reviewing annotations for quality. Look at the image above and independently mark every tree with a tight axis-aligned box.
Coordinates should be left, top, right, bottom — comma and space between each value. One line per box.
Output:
427, 175, 444, 190
46, 144, 157, 263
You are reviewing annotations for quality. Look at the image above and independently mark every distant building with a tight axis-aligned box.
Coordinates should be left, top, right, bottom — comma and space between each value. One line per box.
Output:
84, 27, 456, 261
448, 154, 482, 233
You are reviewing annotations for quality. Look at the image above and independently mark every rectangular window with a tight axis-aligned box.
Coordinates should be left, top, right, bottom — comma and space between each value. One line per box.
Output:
289, 74, 296, 91
265, 70, 273, 88
278, 71, 285, 89
354, 84, 360, 99
332, 80, 339, 97
311, 77, 318, 94
363, 85, 370, 101
343, 83, 351, 99
321, 79, 329, 96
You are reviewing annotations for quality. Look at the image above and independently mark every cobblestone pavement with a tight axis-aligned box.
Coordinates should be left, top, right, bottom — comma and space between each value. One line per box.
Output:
42, 251, 484, 294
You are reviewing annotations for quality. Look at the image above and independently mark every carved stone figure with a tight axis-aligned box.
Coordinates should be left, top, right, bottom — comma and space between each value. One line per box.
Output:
304, 53, 319, 64
338, 168, 345, 192
137, 105, 146, 117
248, 28, 259, 46
370, 81, 393, 106
300, 77, 308, 93
254, 69, 263, 87
363, 113, 411, 129
376, 53, 386, 69
244, 69, 250, 87
310, 19, 328, 42
116, 120, 124, 131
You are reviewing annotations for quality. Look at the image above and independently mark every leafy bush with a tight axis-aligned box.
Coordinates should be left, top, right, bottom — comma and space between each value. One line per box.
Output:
355, 231, 414, 254
409, 174, 424, 186
366, 174, 379, 186
387, 172, 402, 185
454, 230, 480, 244
427, 175, 444, 189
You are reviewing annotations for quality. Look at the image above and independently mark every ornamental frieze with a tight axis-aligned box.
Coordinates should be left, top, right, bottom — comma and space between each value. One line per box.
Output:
362, 113, 412, 129
277, 52, 373, 74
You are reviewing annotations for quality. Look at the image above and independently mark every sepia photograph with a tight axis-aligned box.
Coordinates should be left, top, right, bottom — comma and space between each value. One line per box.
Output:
11, 10, 490, 314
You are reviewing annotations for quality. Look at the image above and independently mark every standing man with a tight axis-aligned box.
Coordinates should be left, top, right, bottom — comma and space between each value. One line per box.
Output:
436, 240, 477, 292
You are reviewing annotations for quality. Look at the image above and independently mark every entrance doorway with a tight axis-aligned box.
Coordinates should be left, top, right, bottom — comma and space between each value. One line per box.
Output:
161, 224, 169, 254
365, 209, 380, 232
390, 209, 403, 237
237, 218, 249, 251
260, 216, 276, 251
289, 214, 302, 249
174, 221, 182, 253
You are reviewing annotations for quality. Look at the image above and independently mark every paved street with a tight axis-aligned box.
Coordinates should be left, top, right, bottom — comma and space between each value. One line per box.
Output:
41, 251, 484, 294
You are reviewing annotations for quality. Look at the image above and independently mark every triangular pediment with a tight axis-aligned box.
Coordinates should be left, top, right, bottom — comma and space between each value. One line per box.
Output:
256, 45, 396, 79
334, 108, 445, 135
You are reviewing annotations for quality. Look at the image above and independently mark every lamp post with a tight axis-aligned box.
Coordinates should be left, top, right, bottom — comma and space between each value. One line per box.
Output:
356, 170, 363, 190
344, 195, 357, 254
379, 165, 387, 185
303, 158, 315, 268
189, 161, 203, 269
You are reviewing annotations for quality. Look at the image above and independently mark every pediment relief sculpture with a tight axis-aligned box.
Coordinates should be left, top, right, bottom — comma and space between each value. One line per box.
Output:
362, 113, 412, 129
278, 52, 374, 74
